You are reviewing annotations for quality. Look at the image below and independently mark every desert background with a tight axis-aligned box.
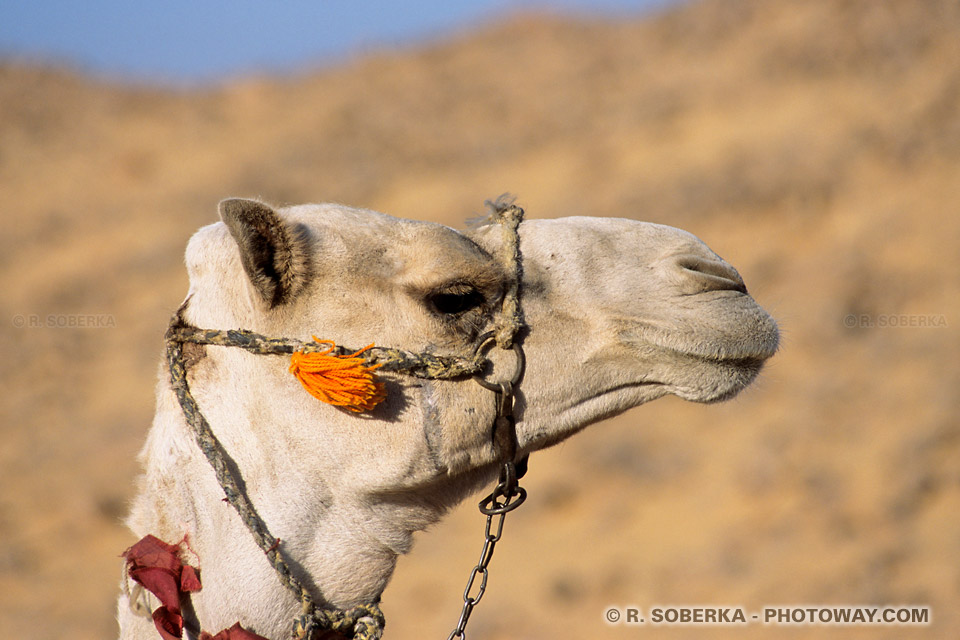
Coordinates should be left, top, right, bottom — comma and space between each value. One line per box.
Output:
2, 0, 958, 638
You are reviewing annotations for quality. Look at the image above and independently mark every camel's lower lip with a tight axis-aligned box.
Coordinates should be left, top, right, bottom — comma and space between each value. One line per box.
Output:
611, 340, 772, 404
677, 353, 768, 403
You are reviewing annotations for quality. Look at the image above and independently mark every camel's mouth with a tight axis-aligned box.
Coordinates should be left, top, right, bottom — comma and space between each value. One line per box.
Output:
667, 342, 777, 372
613, 296, 779, 404
622, 293, 779, 359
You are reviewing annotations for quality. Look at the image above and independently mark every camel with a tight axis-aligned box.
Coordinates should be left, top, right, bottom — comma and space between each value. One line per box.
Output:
119, 197, 778, 640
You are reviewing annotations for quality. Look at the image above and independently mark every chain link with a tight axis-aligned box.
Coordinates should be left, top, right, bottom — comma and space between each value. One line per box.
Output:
446, 461, 526, 640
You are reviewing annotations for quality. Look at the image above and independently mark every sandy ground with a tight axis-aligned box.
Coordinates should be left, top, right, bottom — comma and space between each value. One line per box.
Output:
2, 0, 958, 638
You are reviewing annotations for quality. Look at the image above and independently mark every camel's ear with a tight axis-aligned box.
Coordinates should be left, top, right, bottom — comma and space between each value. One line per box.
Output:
219, 198, 312, 307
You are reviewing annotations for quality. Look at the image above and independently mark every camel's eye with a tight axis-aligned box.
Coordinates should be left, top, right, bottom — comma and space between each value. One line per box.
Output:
428, 285, 485, 315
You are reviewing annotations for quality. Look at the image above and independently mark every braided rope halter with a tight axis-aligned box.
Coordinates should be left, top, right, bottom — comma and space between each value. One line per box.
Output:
155, 201, 528, 640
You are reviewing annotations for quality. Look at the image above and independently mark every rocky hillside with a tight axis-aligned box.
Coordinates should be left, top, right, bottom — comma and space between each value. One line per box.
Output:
2, 0, 958, 638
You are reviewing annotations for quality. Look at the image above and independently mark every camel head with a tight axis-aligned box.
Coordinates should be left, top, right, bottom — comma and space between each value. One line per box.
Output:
123, 198, 777, 637
183, 197, 777, 483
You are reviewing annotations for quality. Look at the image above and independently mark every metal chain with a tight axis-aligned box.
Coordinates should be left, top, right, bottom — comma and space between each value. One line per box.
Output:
446, 460, 527, 640
446, 201, 529, 640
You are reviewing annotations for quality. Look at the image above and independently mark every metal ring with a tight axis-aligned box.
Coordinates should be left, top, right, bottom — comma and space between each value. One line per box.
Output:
478, 486, 527, 515
472, 331, 525, 391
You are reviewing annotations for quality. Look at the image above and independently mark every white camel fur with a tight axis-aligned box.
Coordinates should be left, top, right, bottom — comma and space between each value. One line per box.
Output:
119, 198, 778, 638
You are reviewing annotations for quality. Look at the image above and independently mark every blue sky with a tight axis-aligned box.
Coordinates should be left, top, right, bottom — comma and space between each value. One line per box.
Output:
0, 0, 676, 84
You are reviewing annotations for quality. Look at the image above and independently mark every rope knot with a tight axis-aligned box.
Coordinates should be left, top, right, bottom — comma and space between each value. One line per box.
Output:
294, 603, 385, 640
485, 196, 525, 349
289, 339, 387, 412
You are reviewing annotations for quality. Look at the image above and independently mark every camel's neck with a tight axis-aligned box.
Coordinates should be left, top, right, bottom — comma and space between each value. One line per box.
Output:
163, 436, 495, 638
125, 345, 503, 638
126, 391, 409, 638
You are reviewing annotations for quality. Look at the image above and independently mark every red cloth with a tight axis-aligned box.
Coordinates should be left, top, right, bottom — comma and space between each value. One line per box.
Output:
124, 534, 269, 640
199, 622, 270, 640
122, 535, 201, 640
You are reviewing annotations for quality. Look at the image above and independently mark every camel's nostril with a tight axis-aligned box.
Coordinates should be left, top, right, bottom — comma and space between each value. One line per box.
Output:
675, 254, 748, 294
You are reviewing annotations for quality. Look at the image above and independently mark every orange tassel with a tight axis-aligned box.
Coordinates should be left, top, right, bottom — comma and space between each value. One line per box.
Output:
289, 338, 386, 412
